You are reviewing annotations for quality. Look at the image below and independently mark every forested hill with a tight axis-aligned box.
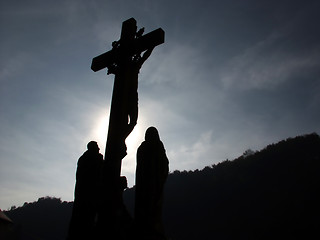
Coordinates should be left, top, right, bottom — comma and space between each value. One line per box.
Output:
156, 132, 320, 239
6, 133, 320, 240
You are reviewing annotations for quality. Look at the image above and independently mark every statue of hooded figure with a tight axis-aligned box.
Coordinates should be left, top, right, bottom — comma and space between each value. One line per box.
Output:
134, 127, 169, 239
67, 141, 103, 240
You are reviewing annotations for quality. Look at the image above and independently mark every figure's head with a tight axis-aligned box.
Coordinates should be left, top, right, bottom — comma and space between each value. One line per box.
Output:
145, 126, 160, 142
87, 141, 100, 152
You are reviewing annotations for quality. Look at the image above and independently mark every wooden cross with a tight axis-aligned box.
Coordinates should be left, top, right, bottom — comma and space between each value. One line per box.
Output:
91, 18, 165, 183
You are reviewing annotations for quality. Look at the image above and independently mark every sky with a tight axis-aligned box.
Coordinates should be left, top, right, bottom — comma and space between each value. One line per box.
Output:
1, 0, 320, 210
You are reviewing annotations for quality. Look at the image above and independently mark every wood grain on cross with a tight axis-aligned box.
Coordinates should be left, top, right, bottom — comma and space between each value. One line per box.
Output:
91, 18, 165, 183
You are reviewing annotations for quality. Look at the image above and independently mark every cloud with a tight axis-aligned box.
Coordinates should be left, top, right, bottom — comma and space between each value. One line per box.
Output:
168, 131, 214, 171
220, 32, 320, 91
167, 129, 252, 172
219, 2, 320, 91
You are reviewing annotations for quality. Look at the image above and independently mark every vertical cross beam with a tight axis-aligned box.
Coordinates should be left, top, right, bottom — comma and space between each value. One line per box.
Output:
103, 18, 137, 184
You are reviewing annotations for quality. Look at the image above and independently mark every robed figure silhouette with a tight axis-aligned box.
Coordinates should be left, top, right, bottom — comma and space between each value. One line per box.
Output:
134, 127, 169, 239
67, 141, 103, 240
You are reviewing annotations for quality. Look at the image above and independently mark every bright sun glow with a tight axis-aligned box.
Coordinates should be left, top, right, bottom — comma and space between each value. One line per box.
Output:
90, 112, 146, 159
91, 113, 109, 153
90, 112, 148, 186
125, 123, 144, 153
123, 120, 146, 183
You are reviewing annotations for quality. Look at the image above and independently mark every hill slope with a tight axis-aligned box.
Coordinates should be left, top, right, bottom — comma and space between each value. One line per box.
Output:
5, 197, 72, 240
156, 133, 320, 239
6, 133, 320, 239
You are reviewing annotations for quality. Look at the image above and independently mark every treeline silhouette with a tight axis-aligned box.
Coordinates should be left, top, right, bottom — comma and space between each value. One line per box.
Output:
6, 133, 320, 239
5, 197, 72, 240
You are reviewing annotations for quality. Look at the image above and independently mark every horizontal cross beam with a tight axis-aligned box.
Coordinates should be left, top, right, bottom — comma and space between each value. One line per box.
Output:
91, 28, 165, 72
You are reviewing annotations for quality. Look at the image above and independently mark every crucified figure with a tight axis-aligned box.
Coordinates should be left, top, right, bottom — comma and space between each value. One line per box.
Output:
125, 47, 154, 138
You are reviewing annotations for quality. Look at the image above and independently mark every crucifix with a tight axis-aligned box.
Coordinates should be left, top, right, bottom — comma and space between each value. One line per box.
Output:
91, 18, 164, 235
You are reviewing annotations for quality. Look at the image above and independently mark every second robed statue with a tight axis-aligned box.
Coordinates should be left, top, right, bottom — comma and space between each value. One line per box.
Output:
135, 127, 169, 239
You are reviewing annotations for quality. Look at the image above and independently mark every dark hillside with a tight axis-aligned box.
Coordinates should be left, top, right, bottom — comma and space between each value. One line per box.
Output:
158, 133, 320, 239
6, 133, 320, 239
6, 197, 72, 240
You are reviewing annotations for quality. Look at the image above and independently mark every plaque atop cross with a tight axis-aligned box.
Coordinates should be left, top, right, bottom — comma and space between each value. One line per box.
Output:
91, 18, 165, 180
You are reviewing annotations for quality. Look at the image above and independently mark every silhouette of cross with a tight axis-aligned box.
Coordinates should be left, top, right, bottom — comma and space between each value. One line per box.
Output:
91, 18, 164, 180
